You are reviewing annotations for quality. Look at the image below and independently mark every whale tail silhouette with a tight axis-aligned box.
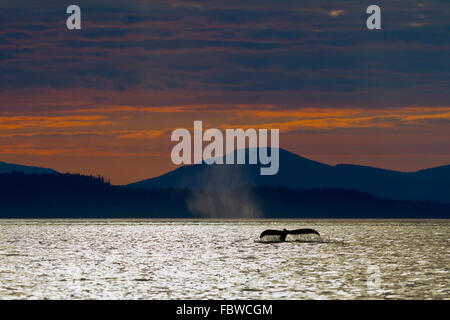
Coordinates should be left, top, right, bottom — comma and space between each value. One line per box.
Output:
260, 228, 320, 241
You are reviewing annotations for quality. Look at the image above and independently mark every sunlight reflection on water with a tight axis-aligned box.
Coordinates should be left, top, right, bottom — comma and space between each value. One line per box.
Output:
0, 219, 448, 299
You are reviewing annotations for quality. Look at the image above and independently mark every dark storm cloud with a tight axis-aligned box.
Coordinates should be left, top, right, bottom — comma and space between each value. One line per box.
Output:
0, 0, 448, 109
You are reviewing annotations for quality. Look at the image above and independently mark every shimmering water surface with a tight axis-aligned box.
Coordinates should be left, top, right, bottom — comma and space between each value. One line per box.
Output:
0, 219, 448, 299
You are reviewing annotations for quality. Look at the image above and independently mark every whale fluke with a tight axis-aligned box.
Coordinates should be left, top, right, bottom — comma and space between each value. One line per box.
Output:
260, 228, 320, 241
286, 228, 320, 236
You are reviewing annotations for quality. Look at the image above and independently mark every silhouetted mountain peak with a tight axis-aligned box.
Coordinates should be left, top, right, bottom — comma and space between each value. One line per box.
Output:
0, 161, 58, 175
127, 147, 450, 203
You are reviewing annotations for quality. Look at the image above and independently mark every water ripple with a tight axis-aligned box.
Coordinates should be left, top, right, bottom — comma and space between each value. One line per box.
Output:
0, 219, 448, 299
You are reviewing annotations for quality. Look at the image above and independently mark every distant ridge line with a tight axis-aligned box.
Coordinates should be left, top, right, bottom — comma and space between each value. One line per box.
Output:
0, 160, 58, 175
126, 148, 450, 203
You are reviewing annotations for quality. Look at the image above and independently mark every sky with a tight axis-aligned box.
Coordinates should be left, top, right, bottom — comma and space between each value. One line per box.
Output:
0, 0, 449, 184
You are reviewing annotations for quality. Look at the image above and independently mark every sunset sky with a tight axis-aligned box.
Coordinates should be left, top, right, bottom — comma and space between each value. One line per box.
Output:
0, 0, 449, 184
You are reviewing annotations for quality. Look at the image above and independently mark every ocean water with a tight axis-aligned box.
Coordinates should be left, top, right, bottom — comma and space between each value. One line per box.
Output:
0, 219, 448, 300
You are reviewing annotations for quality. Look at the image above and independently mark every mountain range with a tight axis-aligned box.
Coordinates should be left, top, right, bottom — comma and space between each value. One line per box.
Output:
1, 148, 450, 219
1, 172, 449, 219
0, 161, 58, 175
128, 148, 450, 203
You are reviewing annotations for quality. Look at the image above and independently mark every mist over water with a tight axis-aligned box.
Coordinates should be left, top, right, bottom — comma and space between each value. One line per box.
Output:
0, 219, 448, 299
187, 166, 262, 218
187, 189, 261, 218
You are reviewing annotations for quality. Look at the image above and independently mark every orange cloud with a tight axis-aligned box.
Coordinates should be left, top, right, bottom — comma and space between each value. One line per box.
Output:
329, 10, 344, 17
69, 105, 195, 114
0, 144, 165, 157
0, 115, 111, 130
117, 129, 168, 139
403, 111, 450, 121
210, 106, 450, 132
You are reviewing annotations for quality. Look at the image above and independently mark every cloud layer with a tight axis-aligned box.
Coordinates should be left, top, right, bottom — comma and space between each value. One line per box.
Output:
0, 0, 449, 183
